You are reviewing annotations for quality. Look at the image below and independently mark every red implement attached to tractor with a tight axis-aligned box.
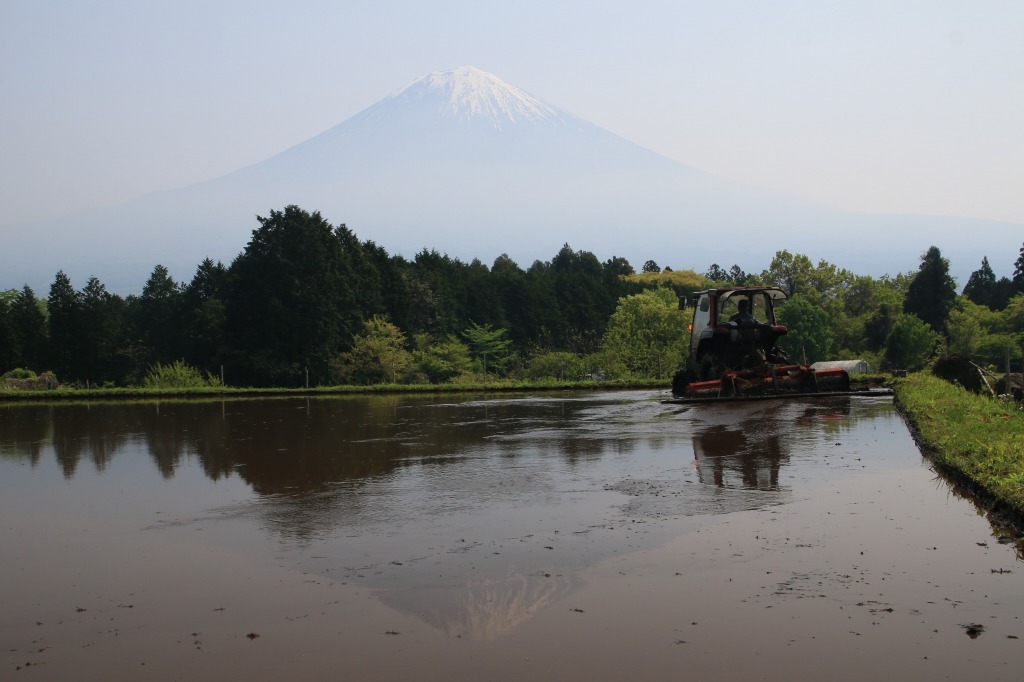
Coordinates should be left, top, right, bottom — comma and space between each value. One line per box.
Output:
670, 287, 851, 402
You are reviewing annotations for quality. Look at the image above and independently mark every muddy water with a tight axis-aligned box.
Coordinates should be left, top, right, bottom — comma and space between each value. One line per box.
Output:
1, 391, 1020, 680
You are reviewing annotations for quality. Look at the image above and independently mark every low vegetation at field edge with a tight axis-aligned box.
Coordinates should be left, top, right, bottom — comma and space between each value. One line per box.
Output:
894, 373, 1024, 523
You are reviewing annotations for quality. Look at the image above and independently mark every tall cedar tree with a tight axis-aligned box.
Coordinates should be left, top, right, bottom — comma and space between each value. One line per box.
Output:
490, 254, 534, 348
10, 286, 47, 372
1014, 242, 1024, 293
47, 271, 82, 381
137, 265, 182, 365
551, 244, 610, 352
903, 246, 957, 334
180, 259, 229, 371
0, 292, 18, 370
963, 256, 996, 309
226, 206, 360, 386
79, 276, 128, 384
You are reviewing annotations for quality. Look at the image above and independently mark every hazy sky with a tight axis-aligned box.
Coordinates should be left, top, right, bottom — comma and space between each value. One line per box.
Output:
2, 1, 1022, 266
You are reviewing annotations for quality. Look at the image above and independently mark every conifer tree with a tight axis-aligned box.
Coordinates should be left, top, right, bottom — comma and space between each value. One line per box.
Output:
1013, 242, 1024, 295
47, 271, 82, 380
903, 246, 956, 334
962, 256, 996, 309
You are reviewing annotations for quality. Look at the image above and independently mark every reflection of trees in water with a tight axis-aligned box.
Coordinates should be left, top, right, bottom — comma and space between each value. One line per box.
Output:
1, 404, 131, 478
376, 570, 573, 641
0, 394, 639, 538
3, 393, 638, 483
0, 405, 50, 467
146, 407, 194, 479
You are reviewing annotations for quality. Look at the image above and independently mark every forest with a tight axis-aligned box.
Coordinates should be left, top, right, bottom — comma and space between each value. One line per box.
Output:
2, 204, 1024, 389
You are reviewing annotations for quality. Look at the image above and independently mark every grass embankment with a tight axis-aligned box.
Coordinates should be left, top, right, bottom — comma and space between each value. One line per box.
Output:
893, 373, 1024, 527
0, 377, 666, 405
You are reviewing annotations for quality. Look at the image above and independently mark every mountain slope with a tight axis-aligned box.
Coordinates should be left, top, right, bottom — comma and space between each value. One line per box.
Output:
2, 66, 1020, 291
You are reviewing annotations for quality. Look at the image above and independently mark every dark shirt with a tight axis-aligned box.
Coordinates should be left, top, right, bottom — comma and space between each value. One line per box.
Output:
728, 310, 758, 326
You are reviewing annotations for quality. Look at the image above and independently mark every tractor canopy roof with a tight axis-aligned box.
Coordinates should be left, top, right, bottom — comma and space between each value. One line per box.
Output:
692, 287, 789, 304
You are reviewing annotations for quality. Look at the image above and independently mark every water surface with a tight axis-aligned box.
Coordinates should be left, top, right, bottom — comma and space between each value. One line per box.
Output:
1, 391, 1020, 679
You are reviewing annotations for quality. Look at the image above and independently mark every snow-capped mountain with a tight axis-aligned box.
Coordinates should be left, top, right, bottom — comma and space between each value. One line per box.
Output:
2, 66, 1020, 291
395, 65, 564, 127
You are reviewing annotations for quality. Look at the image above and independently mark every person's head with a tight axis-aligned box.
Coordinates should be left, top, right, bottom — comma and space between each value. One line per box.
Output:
737, 299, 749, 312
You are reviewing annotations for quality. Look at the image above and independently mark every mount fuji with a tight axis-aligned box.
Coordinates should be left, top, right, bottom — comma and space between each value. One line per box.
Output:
3, 66, 1020, 291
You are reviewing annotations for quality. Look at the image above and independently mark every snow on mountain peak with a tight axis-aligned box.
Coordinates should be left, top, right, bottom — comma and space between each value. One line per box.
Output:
392, 66, 563, 129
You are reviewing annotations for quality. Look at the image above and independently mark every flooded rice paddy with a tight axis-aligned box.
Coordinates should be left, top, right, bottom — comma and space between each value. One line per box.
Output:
1, 390, 1021, 680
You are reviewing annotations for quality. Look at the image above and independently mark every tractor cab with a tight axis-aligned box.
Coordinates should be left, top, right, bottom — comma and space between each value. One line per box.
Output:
687, 287, 790, 380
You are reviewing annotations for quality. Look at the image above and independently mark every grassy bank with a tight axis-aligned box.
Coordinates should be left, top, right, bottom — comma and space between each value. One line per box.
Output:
0, 377, 668, 404
893, 373, 1024, 527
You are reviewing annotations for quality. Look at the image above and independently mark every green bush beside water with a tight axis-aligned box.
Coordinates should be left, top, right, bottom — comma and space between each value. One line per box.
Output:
894, 373, 1024, 516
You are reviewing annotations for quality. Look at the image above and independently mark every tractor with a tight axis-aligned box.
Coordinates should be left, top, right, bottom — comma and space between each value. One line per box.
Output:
670, 286, 850, 401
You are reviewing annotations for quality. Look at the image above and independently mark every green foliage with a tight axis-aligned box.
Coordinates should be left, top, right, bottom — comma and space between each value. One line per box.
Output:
331, 316, 413, 385
411, 334, 471, 383
929, 296, 1024, 368
946, 306, 984, 357
143, 360, 222, 389
775, 296, 833, 363
961, 255, 1015, 312
601, 287, 688, 379
977, 333, 1022, 368
863, 302, 900, 352
3, 367, 37, 380
462, 322, 513, 375
625, 269, 703, 291
525, 351, 588, 381
884, 314, 940, 370
704, 263, 749, 286
760, 250, 814, 299
1002, 293, 1024, 334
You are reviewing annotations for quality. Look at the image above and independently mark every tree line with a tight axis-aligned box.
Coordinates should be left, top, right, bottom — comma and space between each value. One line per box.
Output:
2, 204, 1024, 387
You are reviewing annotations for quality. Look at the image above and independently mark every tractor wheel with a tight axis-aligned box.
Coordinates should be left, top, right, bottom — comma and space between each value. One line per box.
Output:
672, 368, 695, 397
698, 353, 722, 381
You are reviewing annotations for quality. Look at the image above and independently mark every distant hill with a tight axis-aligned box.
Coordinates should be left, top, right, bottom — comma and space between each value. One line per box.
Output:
2, 66, 1020, 292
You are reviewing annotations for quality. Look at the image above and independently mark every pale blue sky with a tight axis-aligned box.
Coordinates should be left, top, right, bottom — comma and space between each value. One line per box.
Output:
2, 1, 1022, 265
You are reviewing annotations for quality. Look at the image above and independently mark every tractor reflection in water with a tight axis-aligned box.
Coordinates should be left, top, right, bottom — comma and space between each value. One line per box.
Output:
690, 423, 788, 490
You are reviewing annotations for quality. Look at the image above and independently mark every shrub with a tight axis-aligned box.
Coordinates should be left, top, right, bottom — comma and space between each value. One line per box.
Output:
525, 351, 586, 381
143, 360, 222, 389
